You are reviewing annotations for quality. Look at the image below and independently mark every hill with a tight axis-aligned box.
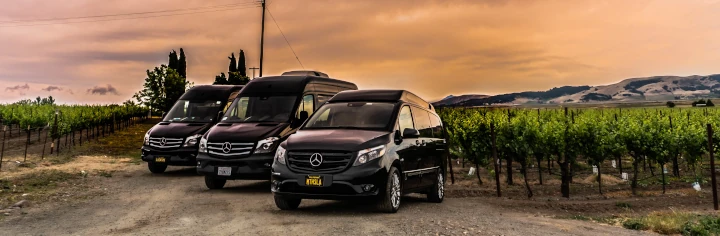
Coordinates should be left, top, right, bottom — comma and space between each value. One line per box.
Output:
433, 74, 720, 107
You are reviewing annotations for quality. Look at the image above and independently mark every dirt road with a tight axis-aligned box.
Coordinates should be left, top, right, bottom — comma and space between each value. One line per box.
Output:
0, 165, 654, 236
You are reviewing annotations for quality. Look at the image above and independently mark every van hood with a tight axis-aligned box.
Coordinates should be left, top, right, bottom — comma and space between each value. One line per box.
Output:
286, 129, 390, 152
148, 122, 212, 138
206, 122, 289, 142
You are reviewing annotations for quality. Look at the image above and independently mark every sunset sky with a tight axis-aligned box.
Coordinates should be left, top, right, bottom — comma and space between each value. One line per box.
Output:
1, 0, 720, 104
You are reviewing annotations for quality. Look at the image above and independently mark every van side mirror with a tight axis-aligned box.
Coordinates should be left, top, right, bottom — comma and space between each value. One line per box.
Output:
402, 128, 420, 139
215, 111, 224, 123
394, 130, 403, 144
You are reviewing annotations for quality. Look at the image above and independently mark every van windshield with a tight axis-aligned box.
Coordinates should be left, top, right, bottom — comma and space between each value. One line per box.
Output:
163, 100, 224, 123
303, 102, 395, 130
222, 96, 297, 123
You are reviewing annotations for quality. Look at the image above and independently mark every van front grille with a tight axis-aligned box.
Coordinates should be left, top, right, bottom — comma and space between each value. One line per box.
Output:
207, 141, 255, 158
287, 151, 353, 173
149, 137, 183, 149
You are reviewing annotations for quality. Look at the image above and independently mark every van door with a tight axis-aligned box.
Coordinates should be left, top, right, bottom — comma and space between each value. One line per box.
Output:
426, 112, 446, 186
396, 105, 422, 190
410, 107, 435, 188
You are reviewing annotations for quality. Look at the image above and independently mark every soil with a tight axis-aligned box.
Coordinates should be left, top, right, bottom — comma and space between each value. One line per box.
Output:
0, 165, 654, 236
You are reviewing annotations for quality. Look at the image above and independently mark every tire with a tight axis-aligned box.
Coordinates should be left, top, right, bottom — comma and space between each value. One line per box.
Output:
274, 195, 301, 210
204, 175, 226, 189
427, 171, 445, 203
377, 167, 402, 213
147, 162, 167, 174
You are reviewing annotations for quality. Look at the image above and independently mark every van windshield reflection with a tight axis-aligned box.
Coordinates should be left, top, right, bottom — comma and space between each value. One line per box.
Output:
222, 96, 297, 123
303, 102, 394, 130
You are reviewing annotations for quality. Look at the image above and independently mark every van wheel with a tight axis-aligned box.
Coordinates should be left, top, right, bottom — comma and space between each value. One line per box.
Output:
204, 175, 226, 189
428, 171, 444, 203
377, 167, 401, 213
148, 162, 167, 173
274, 195, 301, 210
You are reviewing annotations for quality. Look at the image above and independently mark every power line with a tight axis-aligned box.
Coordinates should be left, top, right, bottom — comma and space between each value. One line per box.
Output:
266, 7, 304, 69
0, 2, 259, 27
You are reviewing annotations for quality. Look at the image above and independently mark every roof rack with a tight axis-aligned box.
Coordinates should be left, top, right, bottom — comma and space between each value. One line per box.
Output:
281, 70, 329, 78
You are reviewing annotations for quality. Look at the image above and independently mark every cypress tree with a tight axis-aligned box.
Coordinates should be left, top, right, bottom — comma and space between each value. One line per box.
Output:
178, 48, 187, 79
238, 50, 247, 77
168, 50, 178, 71
228, 53, 238, 73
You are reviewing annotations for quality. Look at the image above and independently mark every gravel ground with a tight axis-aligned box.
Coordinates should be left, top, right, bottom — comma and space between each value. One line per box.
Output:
0, 166, 656, 236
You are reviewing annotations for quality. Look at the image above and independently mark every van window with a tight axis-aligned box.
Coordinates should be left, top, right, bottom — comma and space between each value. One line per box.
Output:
223, 96, 296, 123
304, 102, 394, 130
398, 106, 414, 132
429, 113, 444, 139
296, 94, 314, 118
410, 107, 433, 137
317, 94, 332, 106
164, 100, 223, 123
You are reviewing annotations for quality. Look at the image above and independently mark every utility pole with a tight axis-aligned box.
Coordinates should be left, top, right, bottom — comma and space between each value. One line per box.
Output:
249, 67, 259, 79
259, 0, 266, 77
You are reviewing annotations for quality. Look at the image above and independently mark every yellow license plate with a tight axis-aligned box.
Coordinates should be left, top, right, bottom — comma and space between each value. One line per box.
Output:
305, 176, 323, 187
156, 157, 166, 163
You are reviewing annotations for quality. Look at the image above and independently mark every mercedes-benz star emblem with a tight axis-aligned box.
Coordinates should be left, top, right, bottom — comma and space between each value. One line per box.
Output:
222, 142, 232, 154
309, 153, 323, 167
160, 138, 167, 146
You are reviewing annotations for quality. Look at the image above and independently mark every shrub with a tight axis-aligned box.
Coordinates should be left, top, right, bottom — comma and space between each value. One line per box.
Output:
682, 216, 720, 236
623, 218, 648, 230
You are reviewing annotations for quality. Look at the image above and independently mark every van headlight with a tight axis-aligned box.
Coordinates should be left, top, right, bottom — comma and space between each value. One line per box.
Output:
255, 137, 279, 154
198, 136, 208, 153
144, 132, 150, 145
183, 134, 203, 147
274, 145, 287, 165
353, 145, 386, 166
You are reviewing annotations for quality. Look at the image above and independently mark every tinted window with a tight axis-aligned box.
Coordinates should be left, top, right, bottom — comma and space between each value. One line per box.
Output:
317, 94, 333, 106
411, 107, 433, 137
296, 94, 314, 118
164, 100, 223, 123
304, 102, 394, 130
429, 113, 444, 139
223, 96, 297, 123
398, 106, 414, 133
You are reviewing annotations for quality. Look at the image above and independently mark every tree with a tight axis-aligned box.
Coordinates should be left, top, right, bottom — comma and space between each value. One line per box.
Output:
215, 51, 251, 85
168, 50, 178, 73
666, 101, 676, 108
213, 73, 228, 85
178, 48, 187, 78
707, 99, 715, 107
228, 53, 238, 73
134, 65, 188, 113
238, 50, 247, 77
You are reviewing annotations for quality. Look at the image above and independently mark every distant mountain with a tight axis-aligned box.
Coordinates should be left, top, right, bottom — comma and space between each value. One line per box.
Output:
432, 94, 489, 106
433, 74, 720, 107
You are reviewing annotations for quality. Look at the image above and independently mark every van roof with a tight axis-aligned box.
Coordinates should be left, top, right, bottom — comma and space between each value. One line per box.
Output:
239, 75, 357, 96
179, 85, 244, 101
328, 90, 434, 111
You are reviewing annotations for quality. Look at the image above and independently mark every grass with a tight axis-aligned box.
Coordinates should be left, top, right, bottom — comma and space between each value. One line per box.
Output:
0, 170, 80, 207
615, 202, 632, 209
621, 212, 720, 235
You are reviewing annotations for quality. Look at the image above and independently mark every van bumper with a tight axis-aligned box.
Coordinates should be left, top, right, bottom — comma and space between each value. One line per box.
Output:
196, 153, 274, 180
141, 146, 198, 166
270, 161, 387, 200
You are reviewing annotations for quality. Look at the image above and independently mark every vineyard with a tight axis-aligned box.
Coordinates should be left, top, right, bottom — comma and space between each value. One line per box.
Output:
439, 106, 720, 202
0, 104, 148, 167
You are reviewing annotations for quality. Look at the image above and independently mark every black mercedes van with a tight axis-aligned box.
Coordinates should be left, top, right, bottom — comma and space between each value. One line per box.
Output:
196, 71, 357, 189
141, 85, 244, 173
270, 90, 447, 213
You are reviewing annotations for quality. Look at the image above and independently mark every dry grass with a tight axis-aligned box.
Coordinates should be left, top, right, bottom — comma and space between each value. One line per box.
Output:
622, 211, 719, 235
579, 174, 625, 186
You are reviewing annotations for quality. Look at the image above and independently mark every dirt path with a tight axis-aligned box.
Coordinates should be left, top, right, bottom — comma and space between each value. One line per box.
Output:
0, 165, 654, 236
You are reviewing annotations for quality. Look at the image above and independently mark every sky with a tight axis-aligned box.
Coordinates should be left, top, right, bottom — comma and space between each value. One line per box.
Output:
1, 0, 720, 104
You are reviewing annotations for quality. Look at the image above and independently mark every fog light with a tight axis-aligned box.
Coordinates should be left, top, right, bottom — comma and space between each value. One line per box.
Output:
271, 180, 281, 192
362, 184, 374, 192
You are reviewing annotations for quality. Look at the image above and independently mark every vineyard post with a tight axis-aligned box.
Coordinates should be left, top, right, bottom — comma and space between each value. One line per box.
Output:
707, 124, 719, 211
54, 111, 60, 156
0, 125, 6, 171
23, 125, 29, 162
41, 126, 49, 159
491, 122, 501, 197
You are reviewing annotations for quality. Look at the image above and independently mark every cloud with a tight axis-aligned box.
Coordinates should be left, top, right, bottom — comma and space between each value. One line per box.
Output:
5, 83, 30, 94
42, 85, 63, 92
87, 84, 119, 95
